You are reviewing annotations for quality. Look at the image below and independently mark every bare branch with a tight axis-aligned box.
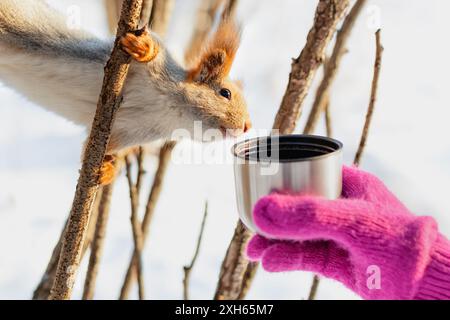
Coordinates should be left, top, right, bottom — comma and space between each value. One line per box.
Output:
214, 221, 253, 300
324, 99, 332, 137
82, 182, 115, 300
222, 0, 238, 20
49, 0, 144, 300
184, 0, 224, 64
308, 275, 320, 300
354, 30, 383, 166
273, 0, 350, 134
106, 0, 156, 32
149, 0, 175, 37
303, 0, 366, 134
119, 141, 176, 299
32, 188, 102, 299
139, 0, 154, 28
124, 154, 146, 300
105, 0, 123, 34
183, 202, 209, 300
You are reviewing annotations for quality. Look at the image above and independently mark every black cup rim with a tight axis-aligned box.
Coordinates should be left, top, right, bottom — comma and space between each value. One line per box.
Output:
232, 134, 343, 163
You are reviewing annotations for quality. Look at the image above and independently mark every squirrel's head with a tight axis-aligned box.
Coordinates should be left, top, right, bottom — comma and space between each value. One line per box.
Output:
182, 21, 251, 139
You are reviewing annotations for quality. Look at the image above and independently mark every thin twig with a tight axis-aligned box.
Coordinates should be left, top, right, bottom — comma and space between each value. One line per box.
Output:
105, 0, 123, 34
213, 220, 253, 300
354, 30, 383, 166
184, 0, 224, 64
82, 182, 115, 300
32, 188, 103, 300
308, 275, 320, 300
222, 0, 238, 20
149, 0, 175, 37
303, 0, 366, 134
139, 0, 154, 28
49, 0, 144, 300
324, 99, 332, 137
272, 0, 350, 134
183, 202, 209, 300
125, 155, 146, 300
106, 0, 155, 32
119, 141, 176, 299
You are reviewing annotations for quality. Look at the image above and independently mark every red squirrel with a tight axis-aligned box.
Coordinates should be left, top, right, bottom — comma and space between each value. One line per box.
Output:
0, 0, 251, 184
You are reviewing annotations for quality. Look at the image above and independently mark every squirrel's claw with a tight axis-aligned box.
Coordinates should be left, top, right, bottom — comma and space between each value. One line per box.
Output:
120, 27, 159, 63
97, 154, 117, 186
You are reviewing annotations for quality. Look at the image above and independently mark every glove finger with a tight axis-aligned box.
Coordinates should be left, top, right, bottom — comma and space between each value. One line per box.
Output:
253, 193, 395, 245
260, 240, 354, 287
246, 235, 277, 261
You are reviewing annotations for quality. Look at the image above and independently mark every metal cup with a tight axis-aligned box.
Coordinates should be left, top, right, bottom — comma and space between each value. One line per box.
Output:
232, 134, 343, 235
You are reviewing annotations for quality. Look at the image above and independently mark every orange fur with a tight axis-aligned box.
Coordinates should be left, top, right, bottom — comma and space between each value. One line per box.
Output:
120, 27, 159, 63
187, 20, 241, 83
98, 154, 117, 185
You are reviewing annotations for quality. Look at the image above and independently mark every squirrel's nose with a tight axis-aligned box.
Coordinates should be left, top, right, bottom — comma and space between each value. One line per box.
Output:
243, 119, 252, 133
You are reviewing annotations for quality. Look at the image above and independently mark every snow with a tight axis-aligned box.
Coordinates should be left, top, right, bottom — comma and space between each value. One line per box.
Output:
1, 0, 449, 300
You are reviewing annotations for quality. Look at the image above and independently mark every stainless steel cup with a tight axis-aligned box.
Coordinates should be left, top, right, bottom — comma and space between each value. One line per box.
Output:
232, 134, 343, 235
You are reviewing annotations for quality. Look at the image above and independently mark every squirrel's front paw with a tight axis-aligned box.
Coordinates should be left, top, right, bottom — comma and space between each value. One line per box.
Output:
120, 27, 159, 63
97, 155, 117, 186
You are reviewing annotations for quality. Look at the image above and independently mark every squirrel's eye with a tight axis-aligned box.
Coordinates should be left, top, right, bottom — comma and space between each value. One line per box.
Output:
219, 88, 232, 100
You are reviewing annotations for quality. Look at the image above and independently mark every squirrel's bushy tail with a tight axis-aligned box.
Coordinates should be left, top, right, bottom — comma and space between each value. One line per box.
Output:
0, 0, 109, 62
0, 0, 112, 126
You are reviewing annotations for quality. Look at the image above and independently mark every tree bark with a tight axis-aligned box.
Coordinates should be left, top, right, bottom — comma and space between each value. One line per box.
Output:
82, 183, 115, 300
273, 0, 350, 134
214, 221, 252, 300
124, 154, 146, 300
32, 188, 104, 300
184, 0, 224, 64
149, 0, 175, 37
119, 141, 176, 299
49, 0, 144, 300
354, 30, 383, 167
303, 0, 367, 134
183, 202, 209, 300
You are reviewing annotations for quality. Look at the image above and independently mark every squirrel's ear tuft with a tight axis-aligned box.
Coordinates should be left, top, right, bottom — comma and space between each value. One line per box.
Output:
187, 20, 241, 83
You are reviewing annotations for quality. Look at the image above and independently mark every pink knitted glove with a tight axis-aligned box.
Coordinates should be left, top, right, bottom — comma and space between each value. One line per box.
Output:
247, 166, 450, 300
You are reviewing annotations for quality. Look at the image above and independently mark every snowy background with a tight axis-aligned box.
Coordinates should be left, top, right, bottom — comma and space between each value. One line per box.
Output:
1, 0, 450, 300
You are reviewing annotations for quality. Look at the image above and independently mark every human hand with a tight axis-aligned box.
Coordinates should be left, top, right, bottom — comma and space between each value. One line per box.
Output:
247, 166, 449, 299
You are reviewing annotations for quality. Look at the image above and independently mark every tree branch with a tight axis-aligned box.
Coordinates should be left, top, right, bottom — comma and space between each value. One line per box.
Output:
149, 0, 175, 37
82, 182, 116, 299
308, 275, 320, 300
124, 153, 146, 300
324, 100, 332, 137
354, 30, 383, 166
184, 0, 224, 64
273, 0, 350, 134
32, 187, 103, 300
119, 141, 176, 299
214, 220, 253, 300
303, 0, 366, 134
183, 202, 209, 300
49, 0, 144, 300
